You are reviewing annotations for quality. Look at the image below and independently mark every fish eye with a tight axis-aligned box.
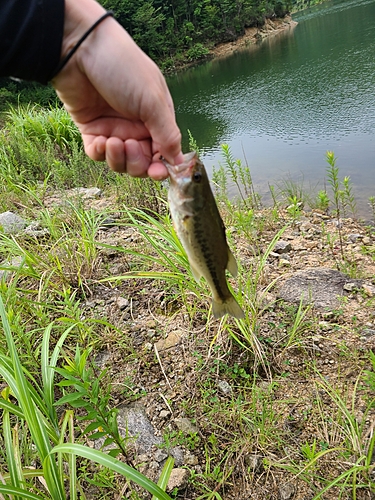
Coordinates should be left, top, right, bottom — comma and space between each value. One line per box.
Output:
193, 171, 202, 183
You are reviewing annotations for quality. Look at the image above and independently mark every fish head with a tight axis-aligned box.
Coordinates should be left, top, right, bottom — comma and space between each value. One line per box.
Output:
164, 151, 209, 201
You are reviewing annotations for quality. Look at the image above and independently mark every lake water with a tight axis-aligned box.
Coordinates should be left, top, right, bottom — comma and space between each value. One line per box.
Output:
168, 0, 375, 218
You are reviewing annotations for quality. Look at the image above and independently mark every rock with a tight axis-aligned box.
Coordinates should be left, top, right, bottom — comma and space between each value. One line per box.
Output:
72, 187, 103, 199
24, 221, 50, 238
300, 222, 313, 232
154, 449, 168, 463
277, 268, 363, 310
155, 331, 182, 351
273, 240, 292, 254
279, 482, 295, 500
362, 284, 375, 297
93, 350, 112, 369
174, 417, 198, 434
116, 403, 162, 454
159, 409, 171, 419
184, 451, 199, 466
348, 233, 362, 243
245, 453, 264, 473
279, 258, 291, 267
115, 296, 129, 310
166, 468, 189, 492
361, 329, 375, 338
218, 379, 232, 395
0, 211, 28, 234
169, 447, 185, 467
343, 282, 358, 292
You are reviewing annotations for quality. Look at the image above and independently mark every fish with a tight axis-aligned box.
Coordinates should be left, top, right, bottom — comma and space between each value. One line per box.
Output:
164, 151, 245, 319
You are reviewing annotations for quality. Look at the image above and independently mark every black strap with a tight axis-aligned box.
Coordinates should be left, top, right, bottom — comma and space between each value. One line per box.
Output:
52, 10, 114, 79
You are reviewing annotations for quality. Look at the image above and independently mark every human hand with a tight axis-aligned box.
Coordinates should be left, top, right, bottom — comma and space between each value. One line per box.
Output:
52, 0, 183, 179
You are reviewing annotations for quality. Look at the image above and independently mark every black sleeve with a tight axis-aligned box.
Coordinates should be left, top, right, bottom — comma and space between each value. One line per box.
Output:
0, 0, 65, 85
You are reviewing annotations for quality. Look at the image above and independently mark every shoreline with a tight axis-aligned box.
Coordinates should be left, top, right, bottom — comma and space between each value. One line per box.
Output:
210, 15, 298, 59
166, 15, 298, 74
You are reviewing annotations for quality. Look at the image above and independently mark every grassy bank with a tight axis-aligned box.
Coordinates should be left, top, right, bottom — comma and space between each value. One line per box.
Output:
0, 106, 374, 499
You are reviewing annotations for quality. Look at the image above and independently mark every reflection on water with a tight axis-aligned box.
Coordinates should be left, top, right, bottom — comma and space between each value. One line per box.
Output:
168, 0, 375, 217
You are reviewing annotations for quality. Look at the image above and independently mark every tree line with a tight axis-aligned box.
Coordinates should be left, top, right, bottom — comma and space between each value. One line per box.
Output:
99, 0, 292, 68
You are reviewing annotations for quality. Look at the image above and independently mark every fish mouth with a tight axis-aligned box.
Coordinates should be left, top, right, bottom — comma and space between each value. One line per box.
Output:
163, 151, 197, 179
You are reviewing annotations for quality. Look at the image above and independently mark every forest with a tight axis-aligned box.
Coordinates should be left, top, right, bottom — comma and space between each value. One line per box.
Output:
98, 0, 292, 67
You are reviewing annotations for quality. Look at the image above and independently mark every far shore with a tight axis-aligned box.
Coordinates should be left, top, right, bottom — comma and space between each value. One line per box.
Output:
210, 15, 298, 59
166, 15, 298, 74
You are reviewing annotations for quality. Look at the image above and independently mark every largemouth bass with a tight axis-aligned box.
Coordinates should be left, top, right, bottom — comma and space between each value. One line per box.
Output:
164, 151, 245, 319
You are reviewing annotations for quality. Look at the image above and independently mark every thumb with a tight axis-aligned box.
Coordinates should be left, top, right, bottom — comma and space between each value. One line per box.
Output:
145, 93, 183, 165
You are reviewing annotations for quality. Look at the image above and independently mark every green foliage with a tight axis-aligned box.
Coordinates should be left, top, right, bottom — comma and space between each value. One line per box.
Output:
186, 43, 210, 61
316, 189, 330, 212
325, 151, 357, 260
0, 104, 109, 190
98, 0, 292, 65
0, 78, 57, 113
322, 154, 356, 220
0, 296, 174, 500
218, 144, 261, 210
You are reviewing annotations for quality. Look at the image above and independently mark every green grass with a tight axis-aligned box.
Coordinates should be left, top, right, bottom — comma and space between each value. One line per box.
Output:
0, 105, 374, 499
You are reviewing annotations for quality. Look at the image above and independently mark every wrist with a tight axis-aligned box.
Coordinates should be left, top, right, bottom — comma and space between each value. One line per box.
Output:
61, 0, 106, 61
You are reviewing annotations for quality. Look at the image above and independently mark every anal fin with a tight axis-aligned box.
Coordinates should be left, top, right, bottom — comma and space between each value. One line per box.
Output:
226, 249, 238, 278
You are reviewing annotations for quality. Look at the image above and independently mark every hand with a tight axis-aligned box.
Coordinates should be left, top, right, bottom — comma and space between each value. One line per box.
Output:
52, 0, 183, 179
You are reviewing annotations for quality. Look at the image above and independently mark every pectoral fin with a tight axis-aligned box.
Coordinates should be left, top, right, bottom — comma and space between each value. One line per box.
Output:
226, 249, 238, 278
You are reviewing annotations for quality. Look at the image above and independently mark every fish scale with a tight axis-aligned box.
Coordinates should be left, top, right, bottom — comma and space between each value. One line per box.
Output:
164, 151, 245, 319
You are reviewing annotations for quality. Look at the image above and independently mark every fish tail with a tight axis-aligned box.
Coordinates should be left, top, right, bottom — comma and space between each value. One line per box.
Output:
212, 296, 245, 320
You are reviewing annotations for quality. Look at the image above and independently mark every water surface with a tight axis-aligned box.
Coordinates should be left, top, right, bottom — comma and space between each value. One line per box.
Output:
168, 0, 375, 217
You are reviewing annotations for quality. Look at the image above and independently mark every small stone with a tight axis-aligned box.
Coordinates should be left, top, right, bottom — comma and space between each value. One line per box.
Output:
273, 240, 292, 254
245, 453, 264, 473
24, 221, 50, 238
279, 258, 291, 267
167, 468, 189, 492
279, 482, 295, 500
154, 449, 168, 463
343, 282, 358, 292
147, 329, 156, 339
146, 320, 157, 328
348, 233, 362, 243
169, 447, 185, 467
155, 331, 182, 351
363, 237, 371, 245
319, 321, 331, 331
144, 342, 153, 351
361, 329, 375, 338
218, 380, 232, 395
184, 451, 199, 466
115, 297, 129, 310
174, 417, 198, 434
73, 187, 102, 199
159, 410, 170, 419
362, 284, 375, 297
